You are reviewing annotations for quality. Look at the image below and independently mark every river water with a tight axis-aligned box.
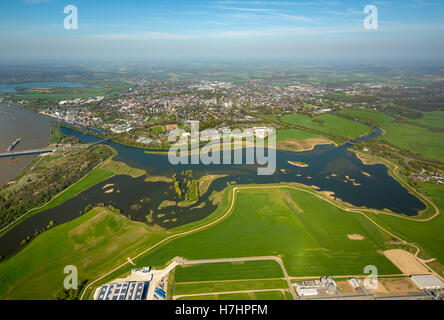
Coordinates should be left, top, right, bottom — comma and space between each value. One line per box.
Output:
0, 104, 53, 185
0, 124, 426, 260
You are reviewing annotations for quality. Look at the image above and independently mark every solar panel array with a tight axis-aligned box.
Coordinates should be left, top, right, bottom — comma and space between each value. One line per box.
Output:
96, 281, 149, 300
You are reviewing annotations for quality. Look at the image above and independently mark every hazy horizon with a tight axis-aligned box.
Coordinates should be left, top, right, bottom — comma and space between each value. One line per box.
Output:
1, 0, 444, 63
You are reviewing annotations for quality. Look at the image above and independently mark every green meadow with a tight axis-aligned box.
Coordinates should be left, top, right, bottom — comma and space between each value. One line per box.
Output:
340, 109, 444, 162
276, 128, 324, 143
177, 290, 290, 300
280, 113, 371, 139
175, 260, 284, 282
411, 111, 444, 130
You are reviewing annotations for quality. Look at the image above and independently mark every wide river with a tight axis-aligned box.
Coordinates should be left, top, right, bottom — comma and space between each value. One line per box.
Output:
0, 119, 426, 260
0, 104, 53, 185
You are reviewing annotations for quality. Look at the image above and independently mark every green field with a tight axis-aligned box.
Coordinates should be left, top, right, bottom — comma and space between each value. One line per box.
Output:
340, 109, 444, 162
175, 260, 284, 282
412, 111, 444, 130
174, 279, 288, 296
177, 290, 291, 300
280, 113, 371, 139
276, 128, 324, 143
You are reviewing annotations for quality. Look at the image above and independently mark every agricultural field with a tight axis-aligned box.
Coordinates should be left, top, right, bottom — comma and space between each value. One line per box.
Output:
280, 113, 371, 139
340, 109, 444, 162
174, 279, 288, 296
175, 260, 284, 282
177, 290, 291, 300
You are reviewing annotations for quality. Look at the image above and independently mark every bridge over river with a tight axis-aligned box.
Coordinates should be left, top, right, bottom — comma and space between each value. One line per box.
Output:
0, 148, 55, 158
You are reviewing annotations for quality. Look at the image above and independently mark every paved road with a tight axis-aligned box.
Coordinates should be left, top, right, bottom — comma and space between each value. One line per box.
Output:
0, 148, 54, 158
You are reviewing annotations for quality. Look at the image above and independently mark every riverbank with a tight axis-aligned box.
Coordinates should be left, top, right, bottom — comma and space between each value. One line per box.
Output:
350, 149, 439, 221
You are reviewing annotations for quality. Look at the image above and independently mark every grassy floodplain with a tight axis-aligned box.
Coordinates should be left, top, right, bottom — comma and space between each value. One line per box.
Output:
0, 183, 404, 299
340, 109, 444, 162
280, 113, 371, 139
84, 185, 402, 300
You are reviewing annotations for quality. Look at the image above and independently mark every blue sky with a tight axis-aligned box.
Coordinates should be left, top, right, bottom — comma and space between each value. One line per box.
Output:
0, 0, 443, 62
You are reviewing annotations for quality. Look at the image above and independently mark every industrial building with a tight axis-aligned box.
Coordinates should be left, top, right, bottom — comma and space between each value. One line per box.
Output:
294, 277, 338, 297
296, 288, 319, 297
94, 267, 153, 300
96, 280, 150, 300
411, 275, 444, 290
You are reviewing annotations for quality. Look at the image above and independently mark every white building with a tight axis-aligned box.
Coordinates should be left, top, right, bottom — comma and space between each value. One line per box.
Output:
296, 288, 318, 297
411, 275, 444, 290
